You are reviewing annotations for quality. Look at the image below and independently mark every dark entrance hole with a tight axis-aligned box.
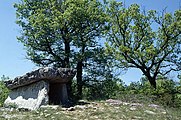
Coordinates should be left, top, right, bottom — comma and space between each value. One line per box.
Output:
48, 83, 62, 105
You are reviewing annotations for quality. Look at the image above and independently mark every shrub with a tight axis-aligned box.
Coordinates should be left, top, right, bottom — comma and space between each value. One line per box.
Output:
125, 78, 181, 108
82, 79, 125, 100
0, 81, 10, 106
0, 76, 10, 107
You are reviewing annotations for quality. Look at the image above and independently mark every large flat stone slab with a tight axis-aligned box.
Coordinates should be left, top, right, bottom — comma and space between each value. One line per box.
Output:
4, 67, 76, 90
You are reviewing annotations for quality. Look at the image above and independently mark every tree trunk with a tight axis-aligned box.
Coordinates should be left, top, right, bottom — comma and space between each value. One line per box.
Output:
65, 41, 70, 67
147, 76, 157, 89
140, 68, 157, 89
76, 61, 83, 99
76, 41, 85, 99
64, 40, 73, 100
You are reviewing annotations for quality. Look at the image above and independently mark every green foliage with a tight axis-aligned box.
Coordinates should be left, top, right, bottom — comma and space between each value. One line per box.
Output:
83, 47, 118, 89
80, 75, 181, 108
124, 77, 181, 108
105, 0, 181, 88
14, 0, 107, 67
0, 76, 10, 107
82, 79, 124, 100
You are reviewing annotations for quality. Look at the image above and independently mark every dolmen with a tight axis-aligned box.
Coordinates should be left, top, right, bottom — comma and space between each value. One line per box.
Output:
4, 67, 76, 110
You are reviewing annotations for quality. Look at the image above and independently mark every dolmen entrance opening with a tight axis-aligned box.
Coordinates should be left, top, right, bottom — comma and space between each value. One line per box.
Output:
4, 67, 76, 110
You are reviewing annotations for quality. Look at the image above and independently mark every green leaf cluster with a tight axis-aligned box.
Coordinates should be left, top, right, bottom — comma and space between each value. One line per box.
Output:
0, 76, 10, 107
105, 0, 181, 88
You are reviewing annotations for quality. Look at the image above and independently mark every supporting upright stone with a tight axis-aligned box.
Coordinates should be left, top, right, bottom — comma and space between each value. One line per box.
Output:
4, 80, 49, 110
60, 84, 68, 104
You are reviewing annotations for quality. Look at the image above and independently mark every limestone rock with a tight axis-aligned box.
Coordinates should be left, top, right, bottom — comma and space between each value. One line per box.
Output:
4, 80, 49, 110
129, 107, 137, 111
144, 110, 156, 115
130, 103, 143, 107
148, 104, 160, 108
40, 105, 60, 110
106, 99, 123, 105
4, 67, 76, 90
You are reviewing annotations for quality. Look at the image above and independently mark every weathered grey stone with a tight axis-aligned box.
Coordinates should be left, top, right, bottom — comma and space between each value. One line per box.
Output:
148, 104, 160, 108
4, 67, 76, 90
144, 110, 156, 115
4, 67, 76, 110
4, 80, 49, 110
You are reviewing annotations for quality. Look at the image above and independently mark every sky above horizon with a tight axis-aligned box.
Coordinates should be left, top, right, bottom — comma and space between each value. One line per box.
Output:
0, 0, 180, 84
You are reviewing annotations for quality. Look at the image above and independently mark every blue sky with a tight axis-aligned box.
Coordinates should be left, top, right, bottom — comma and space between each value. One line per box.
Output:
0, 0, 180, 84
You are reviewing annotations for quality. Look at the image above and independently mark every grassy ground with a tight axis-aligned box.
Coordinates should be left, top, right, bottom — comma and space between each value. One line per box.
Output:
0, 99, 181, 120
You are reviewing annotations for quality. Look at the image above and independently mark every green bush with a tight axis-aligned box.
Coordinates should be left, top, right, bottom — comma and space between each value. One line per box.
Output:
82, 79, 125, 100
124, 78, 181, 108
0, 76, 10, 107
0, 81, 10, 107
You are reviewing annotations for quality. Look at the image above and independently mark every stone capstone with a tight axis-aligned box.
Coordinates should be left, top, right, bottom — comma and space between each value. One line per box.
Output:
4, 67, 76, 90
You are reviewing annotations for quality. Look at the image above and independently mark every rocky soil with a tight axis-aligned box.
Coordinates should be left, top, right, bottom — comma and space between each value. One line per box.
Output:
0, 99, 181, 120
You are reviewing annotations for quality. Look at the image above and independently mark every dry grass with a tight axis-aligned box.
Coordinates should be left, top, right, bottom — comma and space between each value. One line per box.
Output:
0, 100, 181, 120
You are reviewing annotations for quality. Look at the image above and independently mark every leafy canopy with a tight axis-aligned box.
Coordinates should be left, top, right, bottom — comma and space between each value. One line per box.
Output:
105, 0, 181, 88
14, 0, 107, 67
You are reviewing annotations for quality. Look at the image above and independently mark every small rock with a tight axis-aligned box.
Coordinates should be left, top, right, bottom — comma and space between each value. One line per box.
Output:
130, 103, 143, 107
161, 111, 167, 114
40, 112, 44, 116
40, 105, 59, 110
75, 105, 88, 109
93, 116, 99, 119
87, 104, 93, 108
132, 116, 142, 119
122, 102, 130, 105
0, 107, 11, 112
148, 104, 160, 108
55, 112, 60, 115
10, 108, 14, 112
144, 110, 156, 115
35, 111, 40, 114
115, 107, 120, 109
130, 107, 136, 111
51, 105, 59, 110
45, 114, 51, 118
106, 99, 122, 105
91, 102, 97, 105
67, 107, 75, 111
51, 116, 55, 119
79, 100, 87, 103
44, 110, 48, 112
61, 108, 67, 111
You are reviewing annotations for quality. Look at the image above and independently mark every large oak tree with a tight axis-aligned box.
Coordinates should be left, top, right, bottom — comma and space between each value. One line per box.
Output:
14, 0, 107, 98
105, 1, 181, 88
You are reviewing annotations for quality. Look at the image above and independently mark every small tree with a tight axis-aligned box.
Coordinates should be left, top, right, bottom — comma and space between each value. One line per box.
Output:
105, 1, 181, 88
0, 76, 10, 106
